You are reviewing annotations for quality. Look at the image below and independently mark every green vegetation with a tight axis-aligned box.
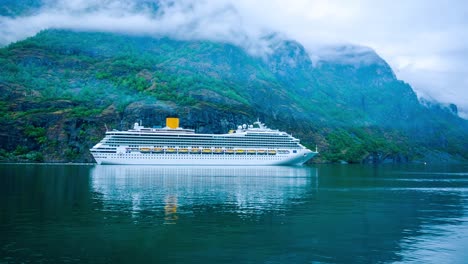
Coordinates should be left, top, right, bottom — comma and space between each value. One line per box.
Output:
0, 29, 466, 163
24, 125, 47, 144
322, 128, 410, 163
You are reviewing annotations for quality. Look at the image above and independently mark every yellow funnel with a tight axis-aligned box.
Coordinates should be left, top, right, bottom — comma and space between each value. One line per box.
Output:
166, 117, 179, 129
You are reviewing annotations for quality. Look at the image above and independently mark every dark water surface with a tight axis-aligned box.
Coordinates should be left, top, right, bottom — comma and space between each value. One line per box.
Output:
1, 164, 467, 263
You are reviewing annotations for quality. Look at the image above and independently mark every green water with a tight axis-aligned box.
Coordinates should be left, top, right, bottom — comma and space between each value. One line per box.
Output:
1, 164, 467, 263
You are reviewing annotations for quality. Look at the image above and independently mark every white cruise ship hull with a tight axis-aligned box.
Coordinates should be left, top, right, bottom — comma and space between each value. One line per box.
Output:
93, 149, 316, 166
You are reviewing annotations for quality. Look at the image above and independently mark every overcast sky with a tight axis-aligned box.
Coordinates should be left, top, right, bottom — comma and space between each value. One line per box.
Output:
1, 0, 467, 117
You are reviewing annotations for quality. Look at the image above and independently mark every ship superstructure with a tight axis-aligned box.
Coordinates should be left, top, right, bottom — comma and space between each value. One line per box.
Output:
90, 118, 317, 165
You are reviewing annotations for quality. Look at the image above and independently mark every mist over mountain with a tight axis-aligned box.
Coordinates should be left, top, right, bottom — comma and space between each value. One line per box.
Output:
0, 1, 467, 163
0, 0, 276, 57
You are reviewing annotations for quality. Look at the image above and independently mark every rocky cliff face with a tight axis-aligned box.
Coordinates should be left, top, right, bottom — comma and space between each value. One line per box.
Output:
0, 30, 466, 163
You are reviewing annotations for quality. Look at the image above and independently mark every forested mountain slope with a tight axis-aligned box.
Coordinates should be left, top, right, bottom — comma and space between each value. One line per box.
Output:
0, 30, 466, 163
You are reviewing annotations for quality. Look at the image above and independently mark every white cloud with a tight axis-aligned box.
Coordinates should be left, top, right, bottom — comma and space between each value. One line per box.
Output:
1, 0, 467, 117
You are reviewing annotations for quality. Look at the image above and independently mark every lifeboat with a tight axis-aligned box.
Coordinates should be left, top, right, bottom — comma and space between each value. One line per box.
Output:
257, 150, 266, 155
166, 148, 176, 153
202, 149, 212, 154
152, 148, 163, 153
247, 150, 256, 155
190, 148, 201, 154
213, 149, 224, 154
225, 149, 234, 154
140, 147, 151, 153
178, 148, 188, 153
235, 149, 245, 154
268, 150, 277, 155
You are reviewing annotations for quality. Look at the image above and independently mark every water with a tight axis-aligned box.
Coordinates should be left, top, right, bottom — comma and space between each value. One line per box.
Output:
1, 164, 468, 263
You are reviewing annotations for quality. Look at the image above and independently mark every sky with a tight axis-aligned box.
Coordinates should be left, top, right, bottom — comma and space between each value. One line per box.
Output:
1, 0, 467, 118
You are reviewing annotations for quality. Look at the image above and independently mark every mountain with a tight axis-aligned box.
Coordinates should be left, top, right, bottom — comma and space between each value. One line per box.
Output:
0, 29, 467, 163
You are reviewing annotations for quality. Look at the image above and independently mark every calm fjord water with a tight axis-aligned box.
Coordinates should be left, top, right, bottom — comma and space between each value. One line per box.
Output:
1, 164, 467, 263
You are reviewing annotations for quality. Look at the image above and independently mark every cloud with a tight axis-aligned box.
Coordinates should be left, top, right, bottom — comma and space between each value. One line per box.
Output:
1, 0, 467, 118
0, 0, 275, 55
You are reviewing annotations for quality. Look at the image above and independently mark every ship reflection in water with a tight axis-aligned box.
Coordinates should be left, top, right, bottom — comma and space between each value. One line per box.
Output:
90, 166, 318, 224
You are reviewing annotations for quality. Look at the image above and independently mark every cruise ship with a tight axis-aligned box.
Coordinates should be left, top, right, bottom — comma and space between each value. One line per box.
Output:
90, 118, 317, 165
